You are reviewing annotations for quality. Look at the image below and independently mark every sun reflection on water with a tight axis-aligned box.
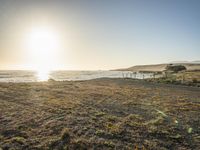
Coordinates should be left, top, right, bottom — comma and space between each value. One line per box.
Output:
36, 70, 50, 81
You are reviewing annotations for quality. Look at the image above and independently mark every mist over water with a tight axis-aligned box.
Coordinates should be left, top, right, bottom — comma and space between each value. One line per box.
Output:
0, 70, 156, 82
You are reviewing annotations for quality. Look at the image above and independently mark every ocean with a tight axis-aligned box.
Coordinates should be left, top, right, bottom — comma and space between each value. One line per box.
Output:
0, 70, 156, 82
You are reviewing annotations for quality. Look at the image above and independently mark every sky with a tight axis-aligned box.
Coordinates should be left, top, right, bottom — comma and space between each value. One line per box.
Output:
0, 0, 199, 70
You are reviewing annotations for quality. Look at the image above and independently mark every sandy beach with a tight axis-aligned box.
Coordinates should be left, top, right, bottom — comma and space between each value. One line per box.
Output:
0, 78, 199, 149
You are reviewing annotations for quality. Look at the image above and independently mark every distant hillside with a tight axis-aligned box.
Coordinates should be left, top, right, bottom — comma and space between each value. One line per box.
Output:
170, 60, 200, 64
116, 63, 200, 72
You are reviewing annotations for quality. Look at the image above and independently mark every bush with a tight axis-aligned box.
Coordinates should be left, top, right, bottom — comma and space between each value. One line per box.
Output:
192, 78, 198, 83
165, 65, 186, 73
61, 128, 71, 143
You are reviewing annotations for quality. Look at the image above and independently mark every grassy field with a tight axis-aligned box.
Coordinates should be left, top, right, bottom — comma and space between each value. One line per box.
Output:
148, 71, 200, 87
0, 78, 200, 149
176, 71, 200, 83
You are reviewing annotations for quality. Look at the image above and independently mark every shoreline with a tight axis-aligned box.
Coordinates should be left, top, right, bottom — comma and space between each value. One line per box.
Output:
0, 77, 199, 89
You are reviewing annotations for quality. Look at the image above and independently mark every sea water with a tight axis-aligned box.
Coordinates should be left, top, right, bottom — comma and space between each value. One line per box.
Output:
0, 70, 157, 82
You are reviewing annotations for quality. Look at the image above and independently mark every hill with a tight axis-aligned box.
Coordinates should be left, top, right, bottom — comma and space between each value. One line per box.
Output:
116, 63, 200, 72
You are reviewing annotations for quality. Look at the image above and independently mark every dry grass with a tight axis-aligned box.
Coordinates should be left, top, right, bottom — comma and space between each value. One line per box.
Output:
176, 71, 200, 82
0, 78, 199, 149
148, 70, 200, 87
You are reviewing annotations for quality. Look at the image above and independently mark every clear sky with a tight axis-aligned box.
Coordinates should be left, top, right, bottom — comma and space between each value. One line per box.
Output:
0, 0, 199, 70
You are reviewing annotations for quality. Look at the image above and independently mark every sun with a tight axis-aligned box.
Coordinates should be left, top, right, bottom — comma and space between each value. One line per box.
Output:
26, 27, 60, 81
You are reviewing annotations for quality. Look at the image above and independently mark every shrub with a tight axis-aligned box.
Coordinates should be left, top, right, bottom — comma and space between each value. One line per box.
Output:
192, 78, 198, 83
61, 128, 71, 143
165, 64, 186, 73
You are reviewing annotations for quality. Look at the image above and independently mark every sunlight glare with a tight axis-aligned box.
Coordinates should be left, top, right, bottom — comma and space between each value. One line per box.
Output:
26, 26, 61, 81
36, 69, 50, 81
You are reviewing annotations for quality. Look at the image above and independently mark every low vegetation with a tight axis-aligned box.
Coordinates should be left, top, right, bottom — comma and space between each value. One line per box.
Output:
148, 70, 200, 87
165, 64, 187, 73
0, 78, 199, 149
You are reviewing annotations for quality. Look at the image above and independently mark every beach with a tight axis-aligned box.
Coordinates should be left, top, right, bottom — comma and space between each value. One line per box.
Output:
0, 78, 199, 149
